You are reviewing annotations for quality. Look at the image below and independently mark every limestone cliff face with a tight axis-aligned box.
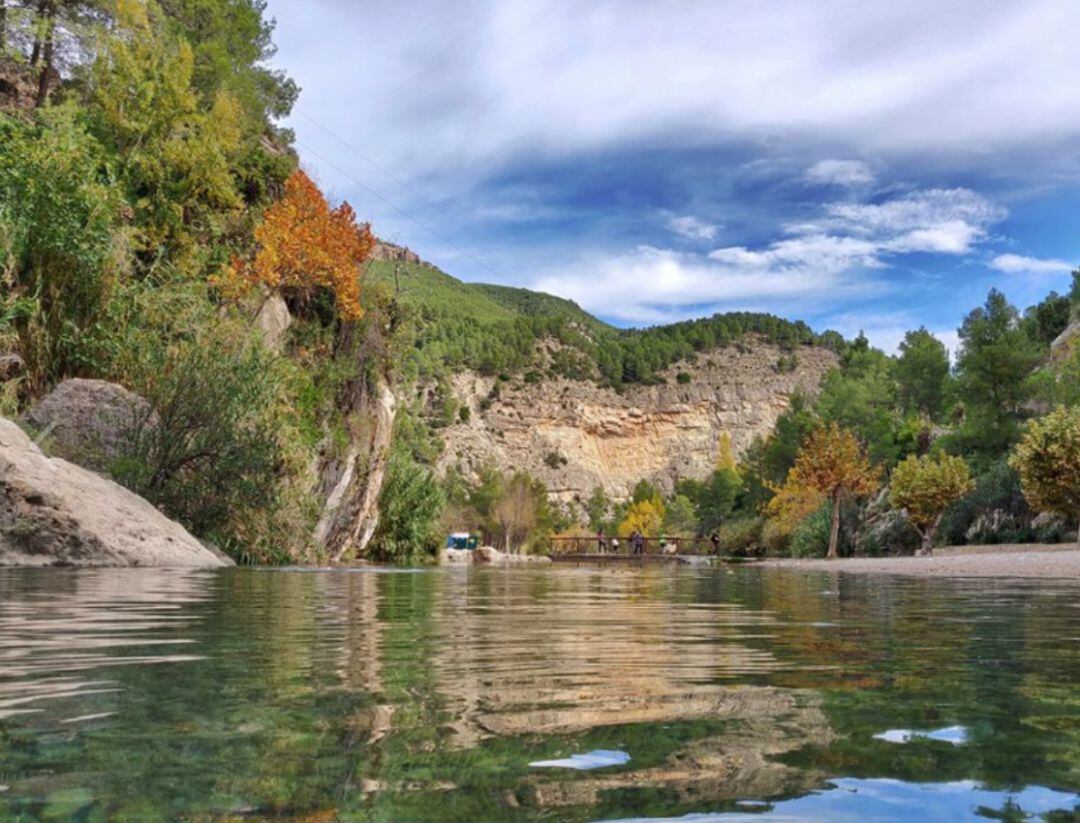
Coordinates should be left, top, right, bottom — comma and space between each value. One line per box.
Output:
436, 341, 838, 501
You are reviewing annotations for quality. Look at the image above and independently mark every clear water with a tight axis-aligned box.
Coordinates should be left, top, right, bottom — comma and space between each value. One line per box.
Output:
0, 566, 1077, 822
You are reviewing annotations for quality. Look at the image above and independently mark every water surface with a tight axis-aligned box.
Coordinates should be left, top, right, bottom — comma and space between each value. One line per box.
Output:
0, 566, 1077, 821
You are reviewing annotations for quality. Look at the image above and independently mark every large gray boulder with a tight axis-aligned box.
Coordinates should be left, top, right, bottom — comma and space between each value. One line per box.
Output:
0, 418, 231, 568
22, 378, 153, 471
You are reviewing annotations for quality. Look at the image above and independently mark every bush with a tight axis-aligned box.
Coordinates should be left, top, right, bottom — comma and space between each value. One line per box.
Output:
938, 460, 1031, 545
369, 449, 445, 564
110, 317, 304, 560
716, 516, 763, 556
761, 518, 791, 556
676, 371, 692, 384
789, 505, 831, 557
543, 451, 567, 470
458, 405, 471, 424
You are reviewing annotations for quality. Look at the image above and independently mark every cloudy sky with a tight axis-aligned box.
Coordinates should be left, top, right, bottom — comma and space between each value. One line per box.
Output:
265, 0, 1080, 352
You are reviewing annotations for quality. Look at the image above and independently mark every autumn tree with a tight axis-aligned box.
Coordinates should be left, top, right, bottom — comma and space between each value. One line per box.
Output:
774, 423, 879, 559
619, 495, 665, 539
890, 453, 973, 555
231, 170, 373, 321
492, 472, 540, 553
1010, 406, 1080, 548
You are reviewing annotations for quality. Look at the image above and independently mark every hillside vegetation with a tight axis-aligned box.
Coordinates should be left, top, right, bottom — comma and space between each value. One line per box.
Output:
369, 258, 836, 386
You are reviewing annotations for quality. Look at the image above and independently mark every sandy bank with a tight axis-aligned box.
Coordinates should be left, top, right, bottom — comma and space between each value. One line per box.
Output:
761, 544, 1080, 580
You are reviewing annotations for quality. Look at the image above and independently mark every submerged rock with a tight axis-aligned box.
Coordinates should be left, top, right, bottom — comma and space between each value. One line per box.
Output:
0, 418, 230, 568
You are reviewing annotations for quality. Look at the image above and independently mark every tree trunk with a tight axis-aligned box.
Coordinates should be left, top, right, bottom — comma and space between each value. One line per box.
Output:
34, 0, 56, 108
827, 492, 841, 559
29, 0, 47, 66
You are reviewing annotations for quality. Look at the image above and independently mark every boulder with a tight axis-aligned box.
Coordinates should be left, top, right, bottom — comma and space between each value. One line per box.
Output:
0, 418, 231, 567
22, 379, 153, 471
255, 293, 292, 353
440, 546, 552, 565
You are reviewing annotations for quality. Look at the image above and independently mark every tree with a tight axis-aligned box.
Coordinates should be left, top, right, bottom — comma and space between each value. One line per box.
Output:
619, 495, 665, 538
951, 289, 1041, 461
890, 453, 973, 554
694, 467, 741, 534
229, 170, 372, 321
895, 328, 950, 419
585, 485, 611, 532
773, 423, 879, 559
492, 473, 540, 553
1010, 406, 1080, 548
663, 493, 697, 535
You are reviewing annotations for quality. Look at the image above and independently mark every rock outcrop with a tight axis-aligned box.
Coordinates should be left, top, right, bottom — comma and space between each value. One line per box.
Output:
371, 240, 427, 266
0, 419, 230, 568
1050, 320, 1080, 362
315, 376, 398, 561
437, 341, 838, 501
254, 293, 292, 353
22, 379, 154, 472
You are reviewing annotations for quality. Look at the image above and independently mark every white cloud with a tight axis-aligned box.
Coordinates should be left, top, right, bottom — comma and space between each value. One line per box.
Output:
989, 253, 1075, 275
273, 0, 1080, 183
531, 185, 1007, 325
531, 246, 879, 325
668, 215, 720, 241
802, 159, 875, 187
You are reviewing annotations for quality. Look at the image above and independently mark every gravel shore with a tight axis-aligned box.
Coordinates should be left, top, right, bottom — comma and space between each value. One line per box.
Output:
761, 544, 1080, 580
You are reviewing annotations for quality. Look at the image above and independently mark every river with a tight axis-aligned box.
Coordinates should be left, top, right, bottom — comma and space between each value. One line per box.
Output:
0, 565, 1077, 821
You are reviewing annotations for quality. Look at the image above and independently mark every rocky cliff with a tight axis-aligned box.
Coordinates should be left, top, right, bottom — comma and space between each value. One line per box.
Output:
435, 340, 838, 502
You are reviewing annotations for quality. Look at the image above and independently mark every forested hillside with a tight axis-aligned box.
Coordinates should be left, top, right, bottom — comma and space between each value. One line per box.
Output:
369, 257, 835, 386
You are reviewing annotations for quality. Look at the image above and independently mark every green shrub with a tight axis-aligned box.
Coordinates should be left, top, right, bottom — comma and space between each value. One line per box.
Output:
458, 405, 471, 424
369, 448, 445, 564
110, 318, 303, 560
789, 505, 831, 557
716, 516, 763, 556
676, 371, 692, 384
938, 460, 1031, 545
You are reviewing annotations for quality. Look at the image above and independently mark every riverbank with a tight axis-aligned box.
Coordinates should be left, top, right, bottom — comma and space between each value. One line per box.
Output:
761, 544, 1080, 579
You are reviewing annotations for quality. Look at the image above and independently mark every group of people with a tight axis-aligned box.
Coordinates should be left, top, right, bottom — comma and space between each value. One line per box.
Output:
594, 530, 659, 555
591, 530, 725, 556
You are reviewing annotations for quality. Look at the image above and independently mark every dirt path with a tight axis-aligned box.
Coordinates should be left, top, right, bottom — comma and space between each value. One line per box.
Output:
761, 544, 1080, 580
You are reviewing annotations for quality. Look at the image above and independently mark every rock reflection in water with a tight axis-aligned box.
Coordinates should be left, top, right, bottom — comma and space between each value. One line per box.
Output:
0, 565, 1077, 822
0, 569, 211, 722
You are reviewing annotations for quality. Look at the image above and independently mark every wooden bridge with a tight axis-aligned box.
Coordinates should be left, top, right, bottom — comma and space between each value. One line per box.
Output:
548, 536, 716, 563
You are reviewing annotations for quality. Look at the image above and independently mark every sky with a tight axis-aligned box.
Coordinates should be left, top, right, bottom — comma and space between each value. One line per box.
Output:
265, 0, 1080, 354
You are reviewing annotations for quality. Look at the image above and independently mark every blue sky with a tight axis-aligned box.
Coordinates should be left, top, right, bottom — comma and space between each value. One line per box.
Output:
265, 0, 1080, 353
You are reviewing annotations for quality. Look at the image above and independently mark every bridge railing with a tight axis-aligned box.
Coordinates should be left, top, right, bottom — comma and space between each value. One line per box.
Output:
548, 536, 713, 556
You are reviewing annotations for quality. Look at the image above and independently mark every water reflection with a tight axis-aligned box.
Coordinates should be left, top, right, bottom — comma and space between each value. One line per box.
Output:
0, 566, 1076, 821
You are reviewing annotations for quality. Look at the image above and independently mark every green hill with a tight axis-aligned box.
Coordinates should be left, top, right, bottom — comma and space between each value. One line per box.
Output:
366, 257, 842, 386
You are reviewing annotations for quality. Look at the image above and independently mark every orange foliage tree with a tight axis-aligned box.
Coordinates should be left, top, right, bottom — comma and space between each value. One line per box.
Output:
231, 170, 373, 321
770, 423, 880, 559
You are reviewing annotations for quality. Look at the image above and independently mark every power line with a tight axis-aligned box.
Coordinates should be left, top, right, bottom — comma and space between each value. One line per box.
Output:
293, 137, 520, 291
296, 108, 453, 220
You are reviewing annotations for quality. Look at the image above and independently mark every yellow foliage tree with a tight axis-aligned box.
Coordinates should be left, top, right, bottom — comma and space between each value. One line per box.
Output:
230, 170, 373, 321
770, 423, 879, 559
1010, 406, 1080, 548
716, 430, 738, 475
619, 496, 665, 538
890, 453, 973, 555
